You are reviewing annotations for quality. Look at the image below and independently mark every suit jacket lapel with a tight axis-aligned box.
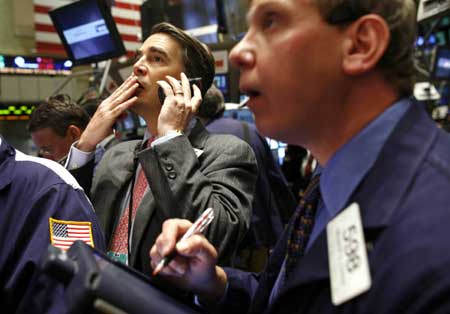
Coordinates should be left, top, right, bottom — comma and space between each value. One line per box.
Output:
266, 231, 329, 313
249, 229, 289, 313
129, 189, 155, 266
129, 119, 209, 266
92, 141, 138, 245
249, 225, 330, 314
283, 231, 329, 289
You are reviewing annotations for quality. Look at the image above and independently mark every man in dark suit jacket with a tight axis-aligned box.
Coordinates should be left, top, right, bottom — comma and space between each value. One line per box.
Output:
149, 0, 450, 313
66, 22, 257, 275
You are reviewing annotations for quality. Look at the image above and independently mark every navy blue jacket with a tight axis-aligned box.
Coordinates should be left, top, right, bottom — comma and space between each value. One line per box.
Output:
222, 102, 450, 313
0, 138, 105, 313
205, 117, 296, 249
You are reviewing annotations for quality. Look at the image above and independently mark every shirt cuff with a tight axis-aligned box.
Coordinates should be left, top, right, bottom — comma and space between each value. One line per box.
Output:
65, 140, 95, 170
193, 282, 229, 309
151, 130, 183, 147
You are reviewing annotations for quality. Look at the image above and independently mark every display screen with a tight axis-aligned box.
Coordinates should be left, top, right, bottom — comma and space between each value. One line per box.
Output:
122, 115, 136, 130
0, 104, 37, 121
433, 47, 450, 80
0, 55, 71, 75
213, 74, 229, 100
165, 0, 218, 43
221, 0, 249, 41
49, 0, 126, 65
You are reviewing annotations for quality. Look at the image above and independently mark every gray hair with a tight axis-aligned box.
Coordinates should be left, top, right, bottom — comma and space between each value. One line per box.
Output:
314, 0, 417, 96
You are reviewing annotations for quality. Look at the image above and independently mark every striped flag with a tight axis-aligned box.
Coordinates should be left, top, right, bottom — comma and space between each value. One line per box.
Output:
33, 0, 143, 57
49, 217, 94, 251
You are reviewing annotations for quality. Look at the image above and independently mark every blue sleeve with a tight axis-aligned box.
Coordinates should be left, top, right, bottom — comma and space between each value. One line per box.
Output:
5, 183, 105, 314
217, 267, 261, 313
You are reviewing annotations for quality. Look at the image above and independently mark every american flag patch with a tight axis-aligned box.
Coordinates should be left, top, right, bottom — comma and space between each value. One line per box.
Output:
49, 218, 94, 251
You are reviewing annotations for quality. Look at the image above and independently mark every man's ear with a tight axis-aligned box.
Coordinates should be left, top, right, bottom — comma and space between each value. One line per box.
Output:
342, 14, 390, 76
66, 125, 82, 141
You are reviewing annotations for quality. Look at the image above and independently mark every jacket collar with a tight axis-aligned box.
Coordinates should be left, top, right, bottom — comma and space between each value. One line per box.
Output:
0, 137, 16, 190
354, 102, 437, 229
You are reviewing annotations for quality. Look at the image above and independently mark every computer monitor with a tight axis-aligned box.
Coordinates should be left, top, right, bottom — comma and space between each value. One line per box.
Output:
213, 74, 229, 101
49, 0, 126, 65
220, 0, 249, 40
431, 46, 450, 80
165, 0, 218, 43
121, 115, 136, 131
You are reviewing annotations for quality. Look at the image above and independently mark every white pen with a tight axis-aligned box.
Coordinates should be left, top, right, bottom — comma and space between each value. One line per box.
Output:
152, 208, 215, 276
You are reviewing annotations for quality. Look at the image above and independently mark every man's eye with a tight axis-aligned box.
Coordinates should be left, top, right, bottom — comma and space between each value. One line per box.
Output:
152, 56, 163, 63
262, 14, 276, 29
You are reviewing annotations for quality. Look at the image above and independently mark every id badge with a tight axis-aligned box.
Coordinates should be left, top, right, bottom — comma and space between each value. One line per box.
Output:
327, 203, 371, 306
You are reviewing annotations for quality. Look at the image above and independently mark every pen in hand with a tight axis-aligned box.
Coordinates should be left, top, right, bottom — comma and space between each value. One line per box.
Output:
152, 208, 215, 276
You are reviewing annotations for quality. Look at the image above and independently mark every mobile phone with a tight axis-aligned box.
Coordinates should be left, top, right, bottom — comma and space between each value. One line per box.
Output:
158, 77, 202, 105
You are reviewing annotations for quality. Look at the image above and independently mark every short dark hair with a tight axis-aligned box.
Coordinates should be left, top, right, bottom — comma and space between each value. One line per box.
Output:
198, 85, 225, 119
314, 0, 417, 97
28, 94, 90, 137
150, 22, 215, 96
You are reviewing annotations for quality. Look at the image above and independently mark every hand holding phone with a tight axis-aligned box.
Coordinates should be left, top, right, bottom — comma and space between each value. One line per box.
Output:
156, 74, 203, 136
158, 77, 202, 105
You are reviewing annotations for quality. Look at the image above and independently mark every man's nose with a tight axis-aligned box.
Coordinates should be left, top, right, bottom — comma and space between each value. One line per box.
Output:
229, 38, 255, 70
133, 58, 147, 76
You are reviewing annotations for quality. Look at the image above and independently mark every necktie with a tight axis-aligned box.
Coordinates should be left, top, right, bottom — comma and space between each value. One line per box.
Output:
109, 138, 154, 262
284, 174, 321, 276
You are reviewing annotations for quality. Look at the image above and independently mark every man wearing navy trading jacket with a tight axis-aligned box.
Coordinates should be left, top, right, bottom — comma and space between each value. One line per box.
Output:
0, 136, 105, 313
150, 0, 450, 313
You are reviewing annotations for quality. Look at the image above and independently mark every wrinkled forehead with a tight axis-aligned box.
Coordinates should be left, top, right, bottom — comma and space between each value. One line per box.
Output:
140, 33, 184, 62
247, 0, 315, 20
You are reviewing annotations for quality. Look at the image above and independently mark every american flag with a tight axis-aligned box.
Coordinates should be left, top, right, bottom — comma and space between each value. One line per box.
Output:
33, 0, 143, 57
50, 218, 94, 251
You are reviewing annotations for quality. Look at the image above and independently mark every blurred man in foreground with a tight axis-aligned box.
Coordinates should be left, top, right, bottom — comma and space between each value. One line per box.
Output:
0, 135, 105, 313
150, 0, 450, 313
